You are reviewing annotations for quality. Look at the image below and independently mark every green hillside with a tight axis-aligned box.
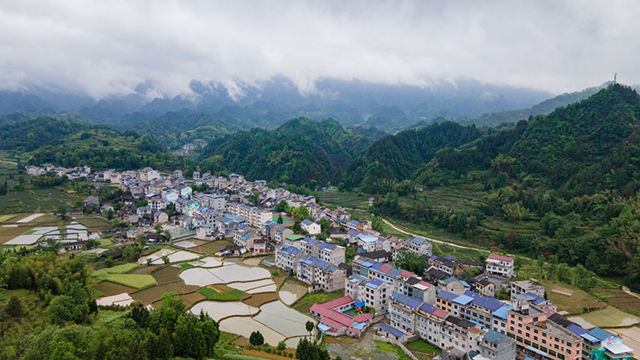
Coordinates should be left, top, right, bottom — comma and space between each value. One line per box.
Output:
200, 117, 385, 185
356, 84, 640, 290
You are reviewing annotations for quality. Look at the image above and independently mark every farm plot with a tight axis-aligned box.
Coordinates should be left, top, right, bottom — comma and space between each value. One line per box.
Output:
220, 316, 285, 346
94, 281, 136, 297
138, 248, 200, 265
279, 281, 308, 306
131, 282, 200, 304
96, 293, 134, 307
254, 300, 315, 338
152, 266, 183, 285
227, 279, 275, 292
190, 301, 259, 321
199, 257, 223, 267
103, 274, 156, 290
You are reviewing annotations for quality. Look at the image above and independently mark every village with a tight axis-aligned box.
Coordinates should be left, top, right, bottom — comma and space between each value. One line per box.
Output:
18, 164, 639, 360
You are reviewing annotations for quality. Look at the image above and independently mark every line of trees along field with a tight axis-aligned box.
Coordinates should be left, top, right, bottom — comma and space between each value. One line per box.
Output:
357, 84, 640, 291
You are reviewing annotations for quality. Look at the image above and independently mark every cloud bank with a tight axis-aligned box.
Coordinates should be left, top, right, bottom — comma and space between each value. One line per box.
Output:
0, 0, 638, 99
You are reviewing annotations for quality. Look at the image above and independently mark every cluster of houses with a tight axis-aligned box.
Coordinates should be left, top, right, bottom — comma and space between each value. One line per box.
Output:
276, 243, 634, 360
28, 165, 634, 360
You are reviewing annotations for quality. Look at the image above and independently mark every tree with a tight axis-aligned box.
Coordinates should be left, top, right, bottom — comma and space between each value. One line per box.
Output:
305, 320, 314, 337
276, 200, 289, 213
57, 205, 68, 221
319, 219, 330, 233
250, 192, 260, 206
104, 257, 115, 268
4, 295, 24, 318
250, 331, 264, 345
124, 243, 143, 262
292, 220, 302, 234
277, 341, 287, 351
146, 258, 153, 266
277, 214, 284, 224
395, 251, 426, 276
162, 255, 170, 264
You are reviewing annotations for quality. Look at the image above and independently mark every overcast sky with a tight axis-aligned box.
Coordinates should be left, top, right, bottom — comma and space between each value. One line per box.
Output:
0, 0, 638, 99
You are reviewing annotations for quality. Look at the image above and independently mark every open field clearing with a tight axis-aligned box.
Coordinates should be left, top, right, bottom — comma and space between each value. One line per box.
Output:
0, 188, 80, 214
92, 263, 140, 278
591, 287, 640, 313
103, 274, 156, 289
540, 280, 606, 315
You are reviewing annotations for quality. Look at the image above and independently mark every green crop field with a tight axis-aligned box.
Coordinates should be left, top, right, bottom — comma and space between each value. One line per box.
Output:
0, 187, 81, 214
293, 290, 344, 314
0, 215, 16, 222
91, 263, 141, 279
76, 215, 112, 231
102, 274, 156, 289
198, 287, 245, 301
316, 188, 370, 210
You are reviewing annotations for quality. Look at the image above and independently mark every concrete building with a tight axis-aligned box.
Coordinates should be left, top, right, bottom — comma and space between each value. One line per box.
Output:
511, 280, 546, 299
318, 242, 346, 265
309, 296, 373, 338
344, 274, 392, 313
275, 245, 305, 273
478, 330, 517, 360
486, 254, 514, 278
301, 219, 321, 235
406, 237, 433, 256
507, 302, 583, 360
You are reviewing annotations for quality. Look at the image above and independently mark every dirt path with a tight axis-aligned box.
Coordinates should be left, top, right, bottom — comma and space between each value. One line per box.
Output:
381, 217, 491, 253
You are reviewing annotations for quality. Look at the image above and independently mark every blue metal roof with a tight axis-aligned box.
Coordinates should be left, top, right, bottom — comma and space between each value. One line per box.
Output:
392, 292, 422, 309
348, 230, 360, 236
580, 333, 601, 343
566, 324, 587, 335
319, 243, 336, 251
419, 303, 436, 313
437, 291, 458, 301
378, 323, 406, 338
464, 290, 504, 311
453, 294, 474, 305
588, 328, 612, 341
492, 305, 512, 320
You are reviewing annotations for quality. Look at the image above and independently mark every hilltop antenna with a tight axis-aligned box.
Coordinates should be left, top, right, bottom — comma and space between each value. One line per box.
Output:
614, 72, 617, 84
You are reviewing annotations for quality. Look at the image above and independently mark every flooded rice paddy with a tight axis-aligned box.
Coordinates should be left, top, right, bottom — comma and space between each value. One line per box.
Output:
189, 301, 259, 321
254, 301, 315, 338
227, 279, 275, 291
279, 281, 308, 305
568, 306, 640, 329
180, 264, 271, 286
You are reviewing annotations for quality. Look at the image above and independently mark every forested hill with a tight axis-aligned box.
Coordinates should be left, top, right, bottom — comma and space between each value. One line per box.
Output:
0, 116, 184, 171
339, 121, 483, 193
364, 84, 640, 290
456, 83, 610, 128
200, 118, 385, 186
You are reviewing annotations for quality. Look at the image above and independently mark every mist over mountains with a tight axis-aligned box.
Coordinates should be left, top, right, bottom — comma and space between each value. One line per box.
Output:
0, 77, 553, 131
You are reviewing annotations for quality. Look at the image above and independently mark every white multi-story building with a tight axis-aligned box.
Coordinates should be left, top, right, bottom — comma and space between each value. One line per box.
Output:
345, 274, 392, 313
148, 198, 167, 211
406, 237, 433, 256
318, 242, 345, 265
301, 219, 321, 235
275, 245, 306, 273
485, 254, 514, 278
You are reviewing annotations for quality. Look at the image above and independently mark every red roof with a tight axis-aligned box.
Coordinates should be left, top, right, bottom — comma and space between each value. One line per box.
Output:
488, 254, 513, 262
347, 327, 361, 334
379, 264, 393, 274
418, 280, 432, 288
323, 296, 355, 310
432, 308, 450, 319
320, 317, 346, 330
399, 270, 414, 278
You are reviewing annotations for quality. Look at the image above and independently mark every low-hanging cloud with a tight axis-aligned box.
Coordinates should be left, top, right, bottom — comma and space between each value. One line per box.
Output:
0, 0, 638, 99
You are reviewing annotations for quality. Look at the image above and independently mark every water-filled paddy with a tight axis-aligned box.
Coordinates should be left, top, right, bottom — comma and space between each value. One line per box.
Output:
179, 268, 223, 286
279, 281, 308, 305
209, 264, 271, 283
228, 279, 274, 291
568, 306, 640, 329
254, 301, 315, 338
247, 284, 277, 294
220, 316, 285, 345
199, 257, 223, 267
190, 301, 259, 321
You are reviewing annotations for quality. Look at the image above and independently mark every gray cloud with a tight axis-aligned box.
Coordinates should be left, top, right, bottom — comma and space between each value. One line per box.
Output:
0, 0, 638, 99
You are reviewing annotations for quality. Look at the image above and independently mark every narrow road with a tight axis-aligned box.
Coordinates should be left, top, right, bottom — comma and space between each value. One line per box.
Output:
380, 217, 491, 253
